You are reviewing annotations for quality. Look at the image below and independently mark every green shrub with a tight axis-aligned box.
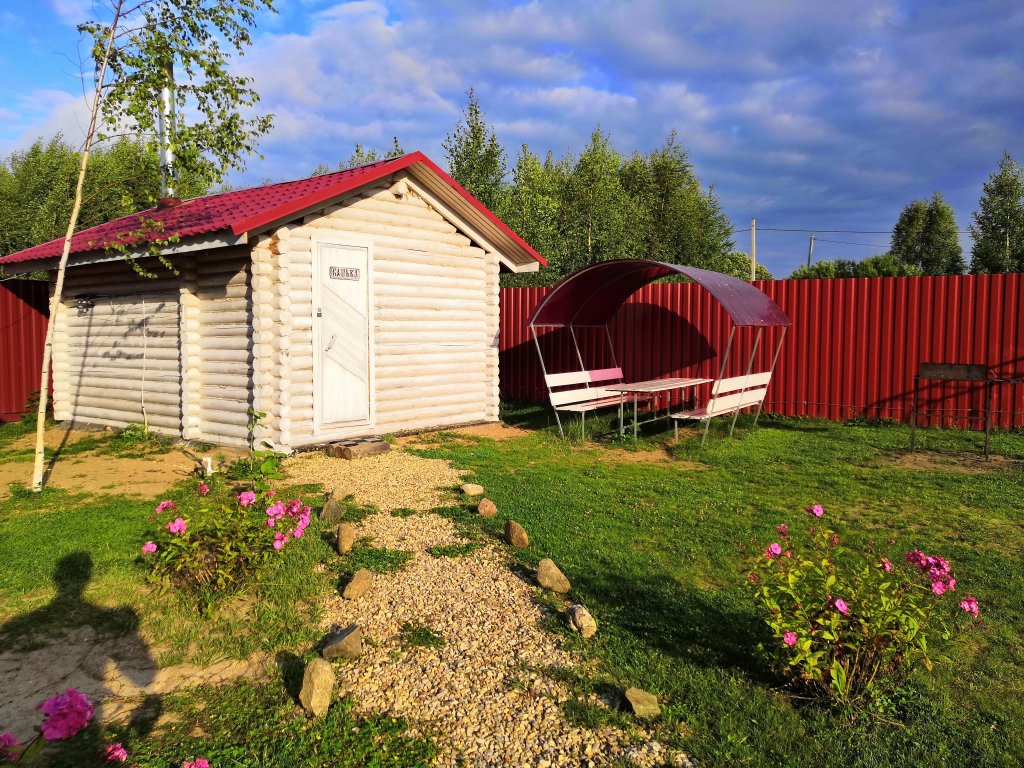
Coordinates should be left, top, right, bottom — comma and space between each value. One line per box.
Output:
745, 504, 981, 707
345, 544, 412, 574
399, 621, 445, 649
142, 478, 312, 607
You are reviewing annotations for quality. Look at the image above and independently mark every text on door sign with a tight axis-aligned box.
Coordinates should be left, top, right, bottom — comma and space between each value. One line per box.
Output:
329, 266, 360, 280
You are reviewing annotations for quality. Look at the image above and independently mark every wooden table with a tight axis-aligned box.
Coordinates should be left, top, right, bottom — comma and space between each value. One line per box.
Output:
605, 377, 713, 438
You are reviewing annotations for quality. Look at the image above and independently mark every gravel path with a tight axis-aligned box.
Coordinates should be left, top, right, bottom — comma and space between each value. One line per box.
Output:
297, 444, 693, 768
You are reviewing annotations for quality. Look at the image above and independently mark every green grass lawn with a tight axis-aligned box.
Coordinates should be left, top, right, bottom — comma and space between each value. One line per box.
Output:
410, 408, 1024, 768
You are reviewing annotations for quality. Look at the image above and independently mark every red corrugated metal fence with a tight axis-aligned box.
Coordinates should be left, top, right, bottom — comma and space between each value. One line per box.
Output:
500, 273, 1024, 430
0, 280, 49, 422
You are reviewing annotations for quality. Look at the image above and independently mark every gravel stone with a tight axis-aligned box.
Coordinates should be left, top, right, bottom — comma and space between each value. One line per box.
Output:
566, 605, 597, 638
461, 483, 485, 496
537, 559, 571, 593
624, 687, 661, 718
298, 658, 335, 717
504, 520, 529, 548
343, 569, 373, 600
337, 523, 355, 554
321, 624, 362, 660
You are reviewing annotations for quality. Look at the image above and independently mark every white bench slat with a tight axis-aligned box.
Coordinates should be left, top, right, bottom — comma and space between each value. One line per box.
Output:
545, 370, 592, 387
545, 367, 623, 387
672, 387, 767, 421
549, 386, 619, 407
558, 396, 626, 413
712, 372, 773, 395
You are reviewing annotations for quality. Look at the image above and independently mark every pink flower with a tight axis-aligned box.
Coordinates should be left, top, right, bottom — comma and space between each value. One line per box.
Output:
155, 500, 176, 514
105, 742, 128, 763
273, 531, 290, 551
806, 504, 824, 518
960, 595, 980, 617
776, 524, 789, 536
881, 558, 892, 572
141, 541, 157, 554
828, 533, 840, 547
783, 631, 797, 646
182, 760, 210, 768
768, 542, 782, 556
166, 517, 187, 535
237, 491, 256, 507
0, 732, 20, 761
931, 580, 947, 595
833, 598, 850, 615
747, 573, 759, 583
197, 482, 210, 496
784, 550, 792, 558
36, 688, 94, 741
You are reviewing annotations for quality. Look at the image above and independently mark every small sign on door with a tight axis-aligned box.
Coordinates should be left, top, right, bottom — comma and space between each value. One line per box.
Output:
329, 266, 360, 280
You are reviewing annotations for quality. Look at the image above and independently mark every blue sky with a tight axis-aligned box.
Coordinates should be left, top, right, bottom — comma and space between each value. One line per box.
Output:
1, 0, 1022, 275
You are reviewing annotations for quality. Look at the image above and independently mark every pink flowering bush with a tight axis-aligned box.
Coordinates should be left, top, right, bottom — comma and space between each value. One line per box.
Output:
745, 504, 980, 707
142, 475, 314, 603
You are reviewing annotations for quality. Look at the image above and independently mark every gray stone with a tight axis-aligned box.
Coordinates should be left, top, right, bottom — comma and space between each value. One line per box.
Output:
336, 523, 355, 555
565, 604, 597, 638
504, 520, 529, 548
461, 483, 485, 496
321, 624, 363, 660
477, 498, 497, 517
322, 496, 345, 523
298, 658, 335, 717
624, 687, 661, 718
342, 569, 373, 600
536, 559, 571, 593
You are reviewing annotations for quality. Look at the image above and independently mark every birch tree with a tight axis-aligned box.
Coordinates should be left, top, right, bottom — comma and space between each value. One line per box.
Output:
31, 0, 274, 490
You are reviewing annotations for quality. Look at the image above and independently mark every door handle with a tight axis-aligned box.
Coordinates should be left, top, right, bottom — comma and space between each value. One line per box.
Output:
325, 333, 337, 352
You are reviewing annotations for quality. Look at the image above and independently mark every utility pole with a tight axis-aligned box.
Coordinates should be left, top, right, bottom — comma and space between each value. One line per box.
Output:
806, 234, 815, 268
750, 218, 757, 281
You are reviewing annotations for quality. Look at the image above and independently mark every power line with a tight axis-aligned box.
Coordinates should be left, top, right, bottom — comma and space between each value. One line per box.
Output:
814, 238, 889, 248
735, 226, 972, 234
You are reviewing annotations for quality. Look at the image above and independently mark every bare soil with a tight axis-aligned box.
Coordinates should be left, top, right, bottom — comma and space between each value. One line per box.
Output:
884, 451, 1021, 474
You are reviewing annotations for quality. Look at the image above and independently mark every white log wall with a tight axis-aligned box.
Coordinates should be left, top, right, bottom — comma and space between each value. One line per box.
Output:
276, 172, 499, 445
53, 259, 184, 436
193, 247, 253, 447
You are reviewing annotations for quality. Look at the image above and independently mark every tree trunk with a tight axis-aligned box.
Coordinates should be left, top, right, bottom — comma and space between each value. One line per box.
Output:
31, 1, 124, 491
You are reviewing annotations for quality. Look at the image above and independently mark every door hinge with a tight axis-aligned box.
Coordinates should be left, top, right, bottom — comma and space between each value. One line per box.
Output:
316, 309, 322, 317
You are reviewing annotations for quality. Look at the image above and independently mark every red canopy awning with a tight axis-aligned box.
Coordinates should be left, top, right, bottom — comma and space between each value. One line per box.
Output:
528, 260, 791, 328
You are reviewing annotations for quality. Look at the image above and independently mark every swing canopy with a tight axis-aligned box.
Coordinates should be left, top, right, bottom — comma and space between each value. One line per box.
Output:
527, 259, 791, 329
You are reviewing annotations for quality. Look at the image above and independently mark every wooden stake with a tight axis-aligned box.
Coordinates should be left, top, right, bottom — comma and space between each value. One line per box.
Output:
750, 218, 757, 281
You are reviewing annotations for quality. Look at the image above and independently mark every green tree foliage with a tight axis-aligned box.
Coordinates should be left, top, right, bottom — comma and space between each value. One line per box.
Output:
789, 253, 924, 279
443, 88, 507, 211
342, 137, 405, 170
969, 152, 1024, 274
706, 252, 773, 281
81, 0, 276, 190
890, 193, 964, 275
0, 135, 207, 257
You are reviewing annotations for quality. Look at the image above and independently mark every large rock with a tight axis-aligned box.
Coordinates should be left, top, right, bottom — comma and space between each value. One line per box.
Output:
624, 687, 661, 718
342, 569, 372, 600
566, 604, 597, 638
321, 624, 363, 660
336, 523, 355, 555
477, 498, 497, 518
322, 496, 345, 523
504, 520, 529, 548
536, 559, 571, 593
298, 658, 336, 717
461, 483, 485, 497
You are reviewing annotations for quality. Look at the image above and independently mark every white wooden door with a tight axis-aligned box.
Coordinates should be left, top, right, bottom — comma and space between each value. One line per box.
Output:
315, 242, 371, 430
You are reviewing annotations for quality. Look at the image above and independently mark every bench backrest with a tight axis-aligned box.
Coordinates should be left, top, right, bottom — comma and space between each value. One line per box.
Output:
711, 371, 773, 396
706, 386, 768, 416
544, 367, 623, 407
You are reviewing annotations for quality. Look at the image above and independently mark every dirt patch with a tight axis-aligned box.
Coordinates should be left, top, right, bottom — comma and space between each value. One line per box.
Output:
0, 452, 199, 500
448, 421, 533, 441
0, 625, 268, 741
395, 420, 534, 450
6, 428, 101, 452
884, 451, 1022, 474
283, 450, 465, 511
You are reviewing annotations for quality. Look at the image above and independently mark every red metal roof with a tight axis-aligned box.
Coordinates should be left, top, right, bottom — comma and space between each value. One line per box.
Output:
528, 260, 791, 328
0, 152, 546, 267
